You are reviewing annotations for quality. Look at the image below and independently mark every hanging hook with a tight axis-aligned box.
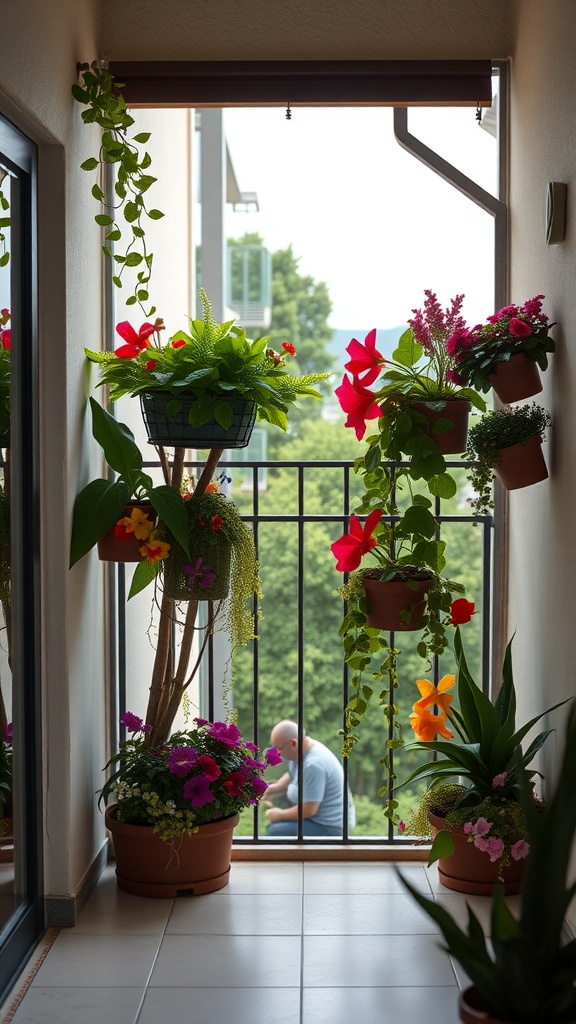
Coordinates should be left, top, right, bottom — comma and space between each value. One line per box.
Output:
286, 99, 292, 121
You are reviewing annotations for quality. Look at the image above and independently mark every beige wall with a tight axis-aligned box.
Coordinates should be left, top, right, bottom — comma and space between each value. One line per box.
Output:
0, 0, 107, 907
101, 0, 510, 61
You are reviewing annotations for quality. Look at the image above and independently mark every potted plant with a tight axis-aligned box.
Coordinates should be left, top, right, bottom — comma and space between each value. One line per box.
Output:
447, 294, 556, 404
85, 290, 329, 449
399, 624, 567, 893
399, 699, 576, 1024
335, 291, 486, 474
465, 403, 551, 514
100, 712, 282, 896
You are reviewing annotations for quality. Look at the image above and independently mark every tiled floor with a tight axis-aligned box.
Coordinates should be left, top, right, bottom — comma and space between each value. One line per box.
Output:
3, 859, 517, 1024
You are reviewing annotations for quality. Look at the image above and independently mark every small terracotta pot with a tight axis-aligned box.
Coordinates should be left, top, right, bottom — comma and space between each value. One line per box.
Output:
97, 501, 156, 562
413, 399, 471, 454
429, 811, 525, 895
459, 986, 536, 1024
105, 804, 239, 898
488, 353, 543, 404
362, 575, 432, 632
493, 434, 548, 491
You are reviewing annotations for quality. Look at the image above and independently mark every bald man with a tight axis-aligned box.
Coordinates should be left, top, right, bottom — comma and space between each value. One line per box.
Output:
264, 720, 355, 837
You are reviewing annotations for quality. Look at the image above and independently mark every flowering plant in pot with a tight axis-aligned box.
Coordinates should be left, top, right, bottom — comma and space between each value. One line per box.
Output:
399, 700, 576, 1024
336, 291, 485, 475
399, 625, 567, 889
447, 294, 555, 403
465, 403, 552, 515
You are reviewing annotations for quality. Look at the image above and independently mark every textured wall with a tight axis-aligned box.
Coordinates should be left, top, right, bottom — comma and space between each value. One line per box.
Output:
101, 0, 511, 61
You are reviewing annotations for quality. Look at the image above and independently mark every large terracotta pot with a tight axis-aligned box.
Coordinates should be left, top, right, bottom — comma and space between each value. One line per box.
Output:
362, 574, 432, 632
429, 811, 524, 895
97, 500, 156, 562
413, 399, 471, 454
488, 353, 543, 404
105, 804, 239, 898
139, 390, 256, 449
493, 434, 548, 491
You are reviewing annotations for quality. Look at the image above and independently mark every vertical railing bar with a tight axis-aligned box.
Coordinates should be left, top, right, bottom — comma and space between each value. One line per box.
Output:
482, 516, 493, 696
342, 463, 351, 840
118, 564, 127, 741
297, 464, 305, 841
252, 462, 260, 838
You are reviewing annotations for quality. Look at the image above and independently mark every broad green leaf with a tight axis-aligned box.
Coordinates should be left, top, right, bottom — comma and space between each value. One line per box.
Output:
148, 485, 190, 557
69, 478, 130, 567
81, 157, 99, 171
428, 473, 458, 499
89, 397, 142, 485
214, 400, 234, 429
393, 327, 423, 368
128, 557, 161, 599
427, 827, 455, 866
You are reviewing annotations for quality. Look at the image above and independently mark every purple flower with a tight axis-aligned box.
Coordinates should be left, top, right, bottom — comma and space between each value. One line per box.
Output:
194, 718, 208, 726
265, 747, 283, 766
121, 711, 145, 733
511, 839, 530, 861
5, 722, 12, 744
244, 741, 259, 752
250, 776, 268, 796
168, 746, 198, 777
183, 557, 217, 590
208, 721, 241, 748
245, 757, 266, 771
183, 775, 215, 807
492, 773, 507, 788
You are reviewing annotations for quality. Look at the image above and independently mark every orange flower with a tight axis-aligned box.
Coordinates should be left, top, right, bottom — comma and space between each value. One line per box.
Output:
413, 674, 455, 714
115, 507, 154, 541
139, 530, 170, 563
409, 706, 454, 742
205, 483, 218, 493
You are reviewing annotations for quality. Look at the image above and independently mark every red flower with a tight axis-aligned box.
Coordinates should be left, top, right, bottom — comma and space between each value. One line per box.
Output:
211, 515, 224, 531
172, 339, 186, 349
114, 320, 157, 358
335, 374, 381, 440
331, 509, 382, 572
344, 329, 383, 384
223, 771, 246, 797
282, 342, 297, 356
0, 329, 11, 351
509, 317, 532, 338
146, 359, 156, 371
449, 598, 476, 625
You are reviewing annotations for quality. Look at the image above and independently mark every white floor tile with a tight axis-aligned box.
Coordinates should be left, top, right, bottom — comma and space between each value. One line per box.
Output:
224, 862, 303, 893
304, 861, 431, 895
10, 987, 144, 1024
29, 934, 160, 988
303, 985, 461, 1024
74, 891, 173, 934
167, 892, 302, 934
433, 892, 521, 933
303, 893, 438, 934
139, 986, 301, 1024
303, 933, 457, 987
150, 934, 301, 988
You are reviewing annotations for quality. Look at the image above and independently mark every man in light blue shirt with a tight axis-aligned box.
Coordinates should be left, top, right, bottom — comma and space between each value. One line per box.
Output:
264, 720, 355, 837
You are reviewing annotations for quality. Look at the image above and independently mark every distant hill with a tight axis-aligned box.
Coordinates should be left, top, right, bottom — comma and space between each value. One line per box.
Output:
328, 326, 407, 371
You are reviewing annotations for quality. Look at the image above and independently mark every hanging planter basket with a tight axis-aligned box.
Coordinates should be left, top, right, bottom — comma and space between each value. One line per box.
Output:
488, 353, 543, 404
412, 399, 472, 455
493, 434, 548, 491
97, 500, 157, 563
139, 390, 257, 449
361, 571, 432, 632
428, 811, 525, 896
105, 804, 239, 898
163, 492, 234, 601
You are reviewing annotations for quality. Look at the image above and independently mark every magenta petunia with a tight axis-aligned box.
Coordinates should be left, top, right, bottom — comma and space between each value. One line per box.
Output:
121, 711, 145, 733
245, 757, 266, 771
168, 746, 198, 777
196, 754, 221, 781
194, 718, 209, 726
250, 776, 268, 796
508, 317, 532, 338
265, 747, 283, 766
208, 721, 242, 747
183, 775, 215, 807
244, 741, 259, 752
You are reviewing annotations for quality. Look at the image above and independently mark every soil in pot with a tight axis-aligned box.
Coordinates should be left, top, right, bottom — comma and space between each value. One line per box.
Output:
494, 434, 548, 491
429, 811, 524, 896
362, 570, 432, 632
488, 353, 543, 405
413, 399, 471, 455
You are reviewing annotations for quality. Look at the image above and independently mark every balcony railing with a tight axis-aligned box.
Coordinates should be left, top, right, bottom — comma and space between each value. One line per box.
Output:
115, 458, 493, 846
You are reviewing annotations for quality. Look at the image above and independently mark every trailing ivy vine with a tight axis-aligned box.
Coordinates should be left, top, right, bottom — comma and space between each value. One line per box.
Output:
72, 60, 164, 315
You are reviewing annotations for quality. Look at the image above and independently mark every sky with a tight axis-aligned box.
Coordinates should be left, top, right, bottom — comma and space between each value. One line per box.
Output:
223, 104, 498, 334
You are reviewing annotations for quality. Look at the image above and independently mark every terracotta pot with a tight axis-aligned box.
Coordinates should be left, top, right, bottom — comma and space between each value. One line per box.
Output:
493, 434, 548, 491
488, 353, 543, 404
413, 399, 471, 454
139, 390, 257, 449
97, 500, 156, 562
105, 804, 239, 898
362, 574, 432, 632
429, 811, 524, 895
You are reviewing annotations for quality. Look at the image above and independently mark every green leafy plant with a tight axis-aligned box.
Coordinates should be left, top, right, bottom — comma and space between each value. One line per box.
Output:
399, 625, 567, 867
72, 60, 164, 314
399, 700, 576, 1024
448, 294, 556, 393
99, 714, 282, 841
0, 308, 10, 437
69, 397, 190, 573
85, 289, 329, 433
0, 171, 9, 269
465, 403, 552, 514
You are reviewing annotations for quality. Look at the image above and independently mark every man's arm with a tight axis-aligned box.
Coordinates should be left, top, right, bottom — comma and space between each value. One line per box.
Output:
266, 800, 320, 824
263, 772, 291, 799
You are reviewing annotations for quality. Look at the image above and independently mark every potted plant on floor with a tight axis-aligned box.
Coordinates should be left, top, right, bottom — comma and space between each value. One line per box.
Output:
399, 699, 576, 1024
398, 624, 568, 894
447, 294, 556, 404
465, 403, 551, 514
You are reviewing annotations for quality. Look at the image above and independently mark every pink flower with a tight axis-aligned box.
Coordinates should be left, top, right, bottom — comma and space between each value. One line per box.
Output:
344, 329, 383, 384
487, 304, 520, 323
492, 773, 507, 788
511, 839, 530, 861
331, 509, 382, 573
183, 775, 215, 807
509, 317, 532, 338
251, 776, 268, 797
398, 820, 406, 833
447, 369, 464, 385
114, 320, 156, 358
446, 327, 475, 356
522, 295, 546, 320
265, 747, 283, 766
121, 711, 145, 733
474, 817, 492, 837
167, 746, 198, 777
335, 374, 381, 440
208, 721, 241, 748
474, 836, 490, 853
486, 837, 505, 862
245, 742, 259, 752
463, 822, 475, 836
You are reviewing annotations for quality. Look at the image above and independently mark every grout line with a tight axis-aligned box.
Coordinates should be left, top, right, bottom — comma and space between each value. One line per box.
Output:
299, 862, 304, 1024
0, 928, 61, 1024
133, 898, 176, 1024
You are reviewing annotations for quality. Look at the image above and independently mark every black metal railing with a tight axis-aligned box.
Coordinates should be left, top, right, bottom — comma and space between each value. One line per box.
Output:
116, 458, 493, 846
